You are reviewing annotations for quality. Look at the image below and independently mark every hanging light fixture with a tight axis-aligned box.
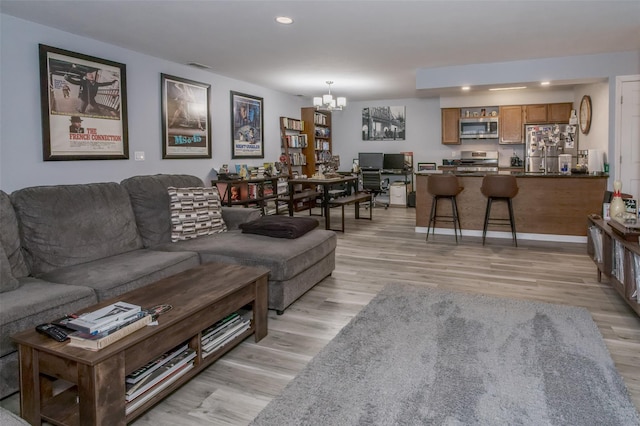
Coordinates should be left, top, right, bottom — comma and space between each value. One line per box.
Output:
313, 81, 346, 111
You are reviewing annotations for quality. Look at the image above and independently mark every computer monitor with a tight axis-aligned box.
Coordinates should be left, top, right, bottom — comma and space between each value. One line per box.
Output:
358, 152, 384, 170
383, 153, 405, 170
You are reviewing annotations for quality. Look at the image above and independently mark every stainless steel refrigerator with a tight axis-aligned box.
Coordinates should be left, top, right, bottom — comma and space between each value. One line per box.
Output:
525, 124, 578, 173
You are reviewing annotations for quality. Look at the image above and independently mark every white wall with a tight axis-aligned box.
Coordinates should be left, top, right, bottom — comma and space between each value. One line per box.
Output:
0, 14, 305, 192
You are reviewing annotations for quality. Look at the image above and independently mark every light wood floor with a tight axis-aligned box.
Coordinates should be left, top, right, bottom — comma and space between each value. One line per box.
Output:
3, 206, 640, 424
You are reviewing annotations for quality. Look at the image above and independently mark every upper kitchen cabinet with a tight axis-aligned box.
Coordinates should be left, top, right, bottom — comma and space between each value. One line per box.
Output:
548, 103, 573, 123
524, 103, 573, 124
499, 105, 523, 144
441, 108, 460, 145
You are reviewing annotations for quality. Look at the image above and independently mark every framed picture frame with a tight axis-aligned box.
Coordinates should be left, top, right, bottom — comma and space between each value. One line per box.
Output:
231, 91, 264, 159
38, 44, 128, 161
362, 106, 406, 141
161, 74, 211, 159
417, 162, 437, 171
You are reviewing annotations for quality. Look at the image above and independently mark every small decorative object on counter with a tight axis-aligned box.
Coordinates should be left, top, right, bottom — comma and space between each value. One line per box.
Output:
609, 180, 626, 221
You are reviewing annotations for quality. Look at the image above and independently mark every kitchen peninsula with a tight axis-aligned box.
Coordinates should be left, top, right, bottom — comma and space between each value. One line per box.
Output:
415, 172, 608, 237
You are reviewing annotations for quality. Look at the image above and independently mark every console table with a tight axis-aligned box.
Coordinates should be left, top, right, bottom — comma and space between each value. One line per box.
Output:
587, 215, 640, 317
12, 262, 269, 425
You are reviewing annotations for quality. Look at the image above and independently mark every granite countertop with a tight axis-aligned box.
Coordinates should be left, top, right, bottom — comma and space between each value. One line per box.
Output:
415, 171, 608, 178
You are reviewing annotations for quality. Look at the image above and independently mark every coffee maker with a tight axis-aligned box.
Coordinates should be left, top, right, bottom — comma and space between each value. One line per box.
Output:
576, 150, 589, 173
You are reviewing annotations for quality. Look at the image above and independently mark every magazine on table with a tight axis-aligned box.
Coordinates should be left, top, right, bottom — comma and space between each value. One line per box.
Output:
67, 301, 141, 334
125, 362, 195, 415
126, 342, 189, 384
67, 313, 153, 351
125, 347, 196, 402
202, 318, 251, 356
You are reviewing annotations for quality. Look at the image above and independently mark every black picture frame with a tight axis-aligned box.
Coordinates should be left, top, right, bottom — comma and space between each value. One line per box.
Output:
161, 74, 212, 159
38, 44, 128, 161
231, 91, 264, 159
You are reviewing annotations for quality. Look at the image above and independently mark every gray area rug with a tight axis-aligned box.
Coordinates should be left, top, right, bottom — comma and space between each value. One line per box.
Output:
251, 284, 640, 425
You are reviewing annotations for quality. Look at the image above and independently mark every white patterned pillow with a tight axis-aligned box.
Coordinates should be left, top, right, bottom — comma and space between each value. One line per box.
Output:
168, 186, 227, 242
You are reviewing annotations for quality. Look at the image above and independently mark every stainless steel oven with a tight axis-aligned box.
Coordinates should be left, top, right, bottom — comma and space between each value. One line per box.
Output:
456, 151, 499, 172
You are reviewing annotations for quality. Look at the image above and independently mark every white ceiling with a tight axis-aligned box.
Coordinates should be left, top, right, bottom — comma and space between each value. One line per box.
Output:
2, 0, 639, 101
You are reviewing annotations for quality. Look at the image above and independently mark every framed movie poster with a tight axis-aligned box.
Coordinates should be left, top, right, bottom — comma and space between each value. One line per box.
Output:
161, 74, 211, 159
38, 44, 128, 161
231, 91, 264, 159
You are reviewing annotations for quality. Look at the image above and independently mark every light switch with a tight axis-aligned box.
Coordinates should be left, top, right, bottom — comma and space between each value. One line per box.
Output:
135, 151, 145, 161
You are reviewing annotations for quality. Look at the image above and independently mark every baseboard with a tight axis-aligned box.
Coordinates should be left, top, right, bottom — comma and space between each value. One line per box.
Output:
415, 227, 586, 243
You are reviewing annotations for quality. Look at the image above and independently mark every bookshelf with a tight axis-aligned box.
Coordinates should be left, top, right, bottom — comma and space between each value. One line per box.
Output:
587, 215, 640, 317
212, 176, 289, 215
301, 107, 332, 178
280, 116, 307, 178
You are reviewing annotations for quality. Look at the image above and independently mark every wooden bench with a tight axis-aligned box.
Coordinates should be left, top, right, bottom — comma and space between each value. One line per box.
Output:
327, 192, 373, 232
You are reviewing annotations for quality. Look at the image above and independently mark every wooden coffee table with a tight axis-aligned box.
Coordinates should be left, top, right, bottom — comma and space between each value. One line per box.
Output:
12, 262, 269, 426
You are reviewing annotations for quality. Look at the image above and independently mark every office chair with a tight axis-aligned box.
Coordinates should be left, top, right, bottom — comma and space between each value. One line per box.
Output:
361, 170, 389, 209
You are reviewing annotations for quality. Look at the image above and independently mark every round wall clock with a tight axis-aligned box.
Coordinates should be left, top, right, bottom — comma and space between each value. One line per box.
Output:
579, 95, 592, 134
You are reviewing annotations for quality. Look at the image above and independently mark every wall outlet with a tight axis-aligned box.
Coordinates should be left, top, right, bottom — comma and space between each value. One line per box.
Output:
451, 151, 457, 158
135, 151, 145, 161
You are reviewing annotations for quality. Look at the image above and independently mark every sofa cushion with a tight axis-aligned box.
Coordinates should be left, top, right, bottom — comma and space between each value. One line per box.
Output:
168, 186, 226, 241
121, 174, 205, 247
154, 229, 337, 282
0, 245, 19, 293
239, 216, 318, 239
36, 249, 200, 301
0, 277, 97, 358
0, 191, 29, 278
10, 183, 143, 275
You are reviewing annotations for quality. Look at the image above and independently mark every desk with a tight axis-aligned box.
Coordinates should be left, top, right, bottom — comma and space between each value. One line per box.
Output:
288, 176, 358, 230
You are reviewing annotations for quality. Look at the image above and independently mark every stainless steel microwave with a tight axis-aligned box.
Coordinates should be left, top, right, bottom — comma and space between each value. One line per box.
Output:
459, 117, 499, 139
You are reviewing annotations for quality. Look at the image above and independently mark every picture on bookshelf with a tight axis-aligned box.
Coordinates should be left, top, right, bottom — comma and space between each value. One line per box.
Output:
361, 106, 406, 141
231, 91, 264, 159
161, 74, 211, 159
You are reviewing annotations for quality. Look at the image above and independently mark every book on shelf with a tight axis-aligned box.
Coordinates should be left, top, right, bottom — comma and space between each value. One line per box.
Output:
67, 301, 141, 334
67, 312, 153, 351
126, 342, 189, 384
125, 347, 196, 402
125, 359, 195, 415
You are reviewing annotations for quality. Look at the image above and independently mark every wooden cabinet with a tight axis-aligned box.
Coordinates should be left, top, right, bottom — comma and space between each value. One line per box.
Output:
548, 102, 573, 123
524, 103, 573, 123
301, 108, 332, 177
587, 215, 640, 318
441, 108, 460, 145
280, 117, 307, 178
523, 104, 548, 123
499, 105, 523, 144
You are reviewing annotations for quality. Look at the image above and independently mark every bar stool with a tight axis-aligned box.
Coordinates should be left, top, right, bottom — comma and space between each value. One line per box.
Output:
481, 175, 519, 246
426, 174, 464, 242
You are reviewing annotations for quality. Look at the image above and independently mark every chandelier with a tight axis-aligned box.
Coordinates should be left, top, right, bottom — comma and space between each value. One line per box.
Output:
313, 81, 346, 111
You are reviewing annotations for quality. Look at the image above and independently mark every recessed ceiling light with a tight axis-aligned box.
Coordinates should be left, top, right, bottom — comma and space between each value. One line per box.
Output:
489, 86, 527, 91
461, 86, 471, 91
540, 81, 550, 86
275, 16, 294, 24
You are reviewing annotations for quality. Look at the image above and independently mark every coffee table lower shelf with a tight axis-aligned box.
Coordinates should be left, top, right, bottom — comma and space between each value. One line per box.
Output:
13, 262, 269, 426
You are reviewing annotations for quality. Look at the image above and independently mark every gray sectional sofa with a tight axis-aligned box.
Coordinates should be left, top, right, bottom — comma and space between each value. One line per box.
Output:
0, 174, 336, 398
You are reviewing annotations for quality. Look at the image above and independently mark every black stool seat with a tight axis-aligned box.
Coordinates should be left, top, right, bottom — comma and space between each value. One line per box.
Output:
481, 175, 519, 246
426, 174, 464, 243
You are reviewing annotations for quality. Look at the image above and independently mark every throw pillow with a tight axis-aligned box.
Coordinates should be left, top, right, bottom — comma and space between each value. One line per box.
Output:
239, 216, 318, 239
168, 186, 227, 242
0, 244, 20, 293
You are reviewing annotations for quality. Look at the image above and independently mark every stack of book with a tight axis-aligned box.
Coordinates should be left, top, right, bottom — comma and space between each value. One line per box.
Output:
201, 312, 251, 358
63, 301, 155, 351
125, 343, 196, 414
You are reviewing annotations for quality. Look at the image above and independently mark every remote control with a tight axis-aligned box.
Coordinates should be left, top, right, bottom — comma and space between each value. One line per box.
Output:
35, 323, 69, 342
